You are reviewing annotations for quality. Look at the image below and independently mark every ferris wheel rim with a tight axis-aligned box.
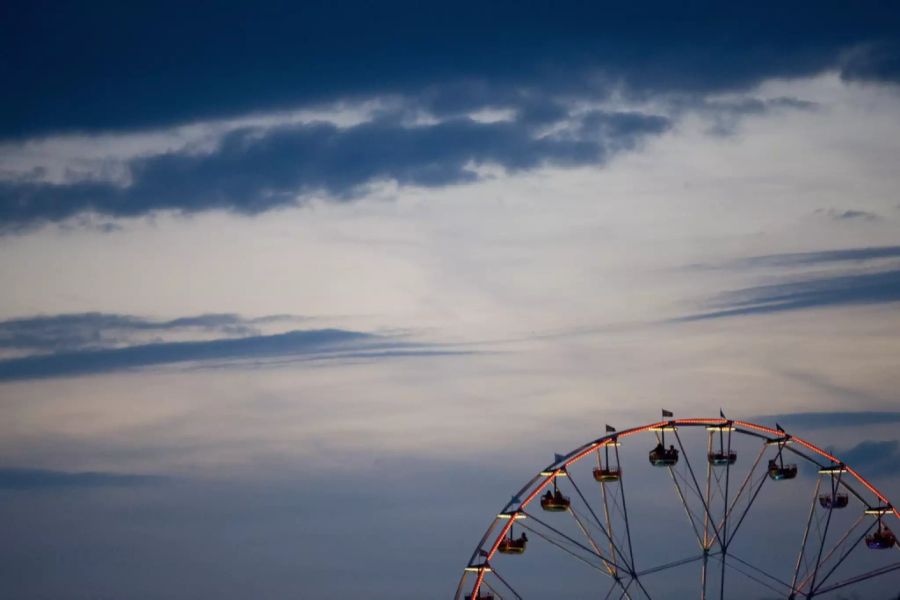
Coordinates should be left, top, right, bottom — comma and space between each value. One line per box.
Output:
458, 416, 899, 599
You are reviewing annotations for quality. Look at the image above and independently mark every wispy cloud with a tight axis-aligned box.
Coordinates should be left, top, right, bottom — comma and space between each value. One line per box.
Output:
815, 207, 881, 221
0, 467, 165, 490
678, 268, 900, 320
0, 312, 302, 354
695, 245, 900, 270
0, 328, 398, 382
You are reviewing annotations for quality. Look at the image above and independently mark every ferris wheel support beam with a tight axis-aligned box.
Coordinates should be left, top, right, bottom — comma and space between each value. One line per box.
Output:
488, 565, 523, 600
723, 468, 768, 549
795, 513, 865, 593
807, 468, 844, 593
727, 552, 796, 593
522, 510, 629, 574
673, 428, 727, 551
614, 442, 641, 583
565, 469, 636, 577
718, 426, 734, 600
812, 560, 900, 595
791, 476, 822, 594
808, 518, 879, 597
716, 439, 768, 547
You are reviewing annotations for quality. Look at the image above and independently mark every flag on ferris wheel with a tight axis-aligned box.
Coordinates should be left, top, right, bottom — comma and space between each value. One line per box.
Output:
662, 409, 674, 418
605, 424, 616, 432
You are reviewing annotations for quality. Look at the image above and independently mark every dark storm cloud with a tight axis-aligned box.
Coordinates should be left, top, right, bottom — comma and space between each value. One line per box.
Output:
0, 111, 669, 229
678, 268, 900, 320
0, 468, 164, 490
0, 328, 387, 382
0, 312, 294, 353
2, 1, 899, 138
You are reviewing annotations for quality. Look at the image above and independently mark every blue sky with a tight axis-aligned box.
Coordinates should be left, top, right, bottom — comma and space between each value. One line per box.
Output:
1, 2, 900, 598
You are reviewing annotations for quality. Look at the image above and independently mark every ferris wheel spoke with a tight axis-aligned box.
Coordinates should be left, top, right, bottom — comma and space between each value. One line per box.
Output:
711, 553, 790, 598
521, 511, 628, 573
808, 518, 879, 596
806, 470, 844, 592
812, 560, 900, 596
519, 520, 611, 573
718, 428, 734, 600
665, 463, 708, 550
795, 513, 865, 593
482, 579, 506, 600
613, 442, 640, 578
635, 551, 711, 577
568, 504, 616, 575
673, 428, 726, 550
723, 468, 768, 549
791, 476, 823, 594
489, 565, 524, 600
615, 577, 634, 600
727, 552, 796, 592
716, 440, 768, 539
565, 468, 635, 575
602, 577, 620, 600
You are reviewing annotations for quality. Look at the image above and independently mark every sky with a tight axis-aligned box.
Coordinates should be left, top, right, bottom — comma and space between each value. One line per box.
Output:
1, 2, 900, 598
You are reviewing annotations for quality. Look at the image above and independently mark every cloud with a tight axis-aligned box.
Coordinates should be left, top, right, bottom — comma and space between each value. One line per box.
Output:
815, 207, 882, 221
2, 2, 899, 138
0, 467, 165, 490
0, 328, 393, 382
695, 246, 900, 270
834, 439, 900, 477
0, 111, 669, 229
678, 268, 900, 320
840, 40, 900, 83
691, 96, 818, 135
0, 312, 299, 354
754, 411, 900, 430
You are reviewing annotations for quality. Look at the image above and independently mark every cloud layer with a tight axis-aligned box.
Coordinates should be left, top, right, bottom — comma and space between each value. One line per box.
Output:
2, 1, 899, 137
0, 110, 669, 229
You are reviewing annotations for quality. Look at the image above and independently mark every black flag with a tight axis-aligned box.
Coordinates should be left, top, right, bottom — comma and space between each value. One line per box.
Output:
776, 422, 784, 433
720, 408, 726, 419
662, 409, 674, 418
606, 424, 616, 433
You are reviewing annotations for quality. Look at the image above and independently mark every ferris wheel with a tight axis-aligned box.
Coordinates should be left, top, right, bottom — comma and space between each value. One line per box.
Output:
455, 412, 899, 599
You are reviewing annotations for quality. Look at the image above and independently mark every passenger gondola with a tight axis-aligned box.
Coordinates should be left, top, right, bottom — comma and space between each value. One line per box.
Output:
708, 450, 737, 466
866, 525, 897, 549
768, 459, 797, 480
593, 466, 621, 482
540, 487, 571, 511
497, 532, 528, 554
818, 493, 849, 509
649, 443, 679, 467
